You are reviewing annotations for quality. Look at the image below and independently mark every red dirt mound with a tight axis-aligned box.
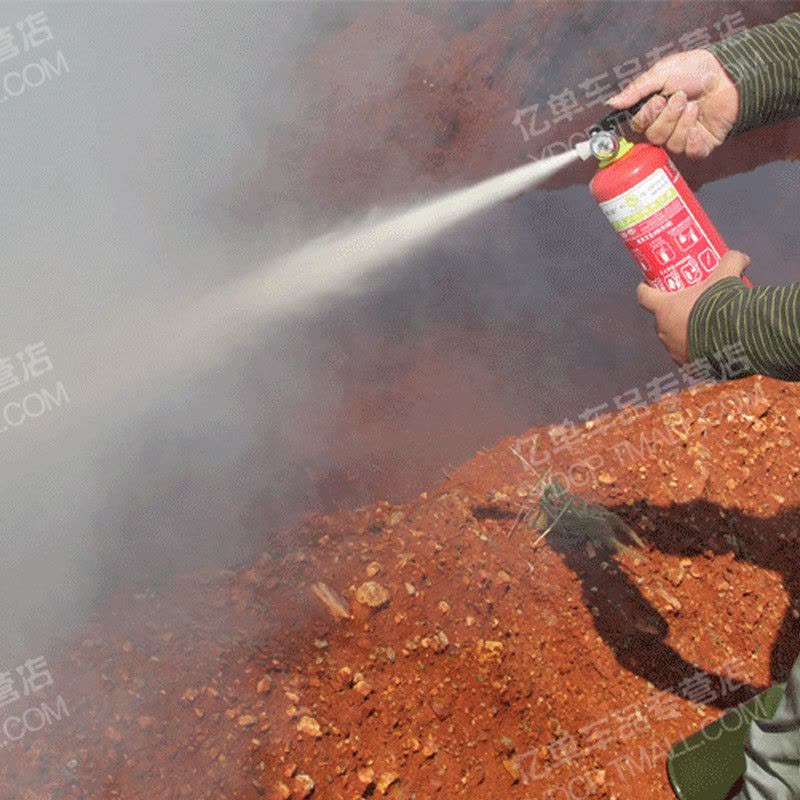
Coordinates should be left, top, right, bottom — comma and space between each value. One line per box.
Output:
2, 374, 798, 800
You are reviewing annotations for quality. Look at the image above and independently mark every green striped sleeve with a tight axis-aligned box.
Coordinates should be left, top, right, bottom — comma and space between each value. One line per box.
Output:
687, 277, 800, 381
704, 12, 800, 135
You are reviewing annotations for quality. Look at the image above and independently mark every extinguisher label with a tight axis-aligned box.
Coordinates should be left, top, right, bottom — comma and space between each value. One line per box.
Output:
598, 168, 721, 292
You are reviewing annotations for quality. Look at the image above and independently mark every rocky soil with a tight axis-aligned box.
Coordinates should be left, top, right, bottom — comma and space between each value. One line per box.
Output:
2, 374, 799, 800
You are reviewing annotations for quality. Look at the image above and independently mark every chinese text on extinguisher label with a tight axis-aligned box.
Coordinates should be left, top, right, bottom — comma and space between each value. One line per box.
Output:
598, 168, 721, 292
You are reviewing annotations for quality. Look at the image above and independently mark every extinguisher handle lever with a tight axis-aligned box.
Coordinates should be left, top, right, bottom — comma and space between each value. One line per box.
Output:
591, 91, 671, 134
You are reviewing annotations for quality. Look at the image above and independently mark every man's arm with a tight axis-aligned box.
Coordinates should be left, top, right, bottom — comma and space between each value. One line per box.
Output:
691, 12, 800, 381
688, 278, 800, 381
703, 12, 800, 136
619, 13, 800, 380
637, 251, 800, 383
607, 12, 800, 158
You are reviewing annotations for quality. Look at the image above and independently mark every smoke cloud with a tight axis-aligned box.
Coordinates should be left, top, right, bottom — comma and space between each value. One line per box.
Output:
1, 0, 797, 667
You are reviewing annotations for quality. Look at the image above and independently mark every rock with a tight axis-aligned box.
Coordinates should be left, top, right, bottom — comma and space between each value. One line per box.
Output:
358, 767, 375, 786
311, 582, 351, 620
238, 714, 259, 728
366, 561, 382, 577
356, 581, 391, 609
354, 679, 373, 698
274, 782, 291, 800
338, 666, 353, 685
377, 772, 399, 794
371, 645, 396, 664
297, 716, 322, 738
404, 582, 416, 595
181, 687, 199, 703
476, 640, 503, 663
498, 736, 515, 755
256, 675, 273, 694
293, 774, 315, 798
503, 757, 520, 782
422, 735, 438, 758
438, 601, 450, 614
665, 567, 684, 587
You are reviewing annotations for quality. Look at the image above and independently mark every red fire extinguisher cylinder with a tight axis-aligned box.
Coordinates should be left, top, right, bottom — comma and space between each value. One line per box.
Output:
590, 137, 747, 292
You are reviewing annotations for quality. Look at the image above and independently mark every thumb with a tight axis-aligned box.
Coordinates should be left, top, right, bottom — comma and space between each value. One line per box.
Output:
710, 250, 751, 282
607, 66, 667, 109
636, 280, 666, 313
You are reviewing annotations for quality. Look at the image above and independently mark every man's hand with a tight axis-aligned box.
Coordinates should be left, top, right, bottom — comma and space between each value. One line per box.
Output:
606, 49, 739, 159
637, 251, 751, 364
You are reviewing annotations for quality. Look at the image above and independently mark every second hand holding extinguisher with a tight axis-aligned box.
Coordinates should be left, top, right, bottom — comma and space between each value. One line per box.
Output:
575, 93, 752, 291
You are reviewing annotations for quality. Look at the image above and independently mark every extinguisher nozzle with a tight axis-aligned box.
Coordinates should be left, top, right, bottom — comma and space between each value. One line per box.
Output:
576, 130, 622, 163
589, 130, 620, 161
574, 140, 593, 161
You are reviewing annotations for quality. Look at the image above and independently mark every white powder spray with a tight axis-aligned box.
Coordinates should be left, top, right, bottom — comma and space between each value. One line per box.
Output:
76, 150, 581, 404
188, 150, 579, 332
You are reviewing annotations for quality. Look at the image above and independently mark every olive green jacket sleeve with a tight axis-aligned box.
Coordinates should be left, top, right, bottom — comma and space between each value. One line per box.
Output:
687, 14, 800, 381
704, 12, 800, 134
687, 278, 800, 381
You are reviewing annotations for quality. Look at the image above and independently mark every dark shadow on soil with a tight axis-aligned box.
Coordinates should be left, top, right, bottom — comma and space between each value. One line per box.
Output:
546, 498, 800, 711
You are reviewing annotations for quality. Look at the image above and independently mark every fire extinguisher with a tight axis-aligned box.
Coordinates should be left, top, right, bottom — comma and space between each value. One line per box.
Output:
576, 94, 750, 292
